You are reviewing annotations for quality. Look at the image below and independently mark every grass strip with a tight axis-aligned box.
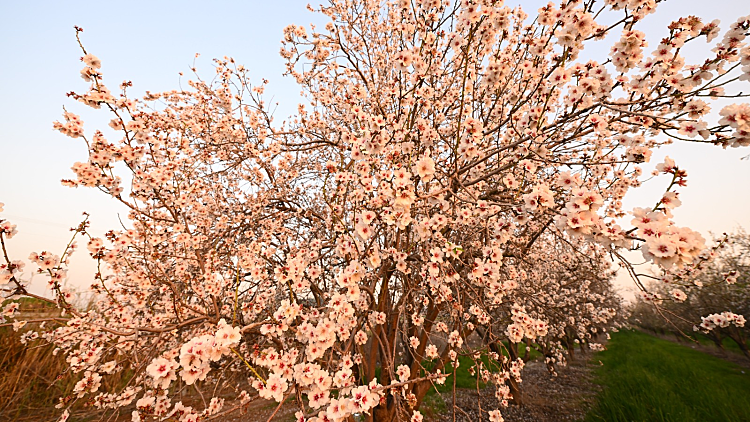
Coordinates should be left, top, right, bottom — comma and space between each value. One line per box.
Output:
586, 329, 750, 422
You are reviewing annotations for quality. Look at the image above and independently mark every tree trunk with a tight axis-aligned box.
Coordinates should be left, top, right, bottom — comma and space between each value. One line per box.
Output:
372, 398, 397, 422
522, 338, 531, 362
505, 341, 523, 405
727, 327, 750, 361
709, 332, 725, 350
736, 339, 750, 361
566, 336, 575, 360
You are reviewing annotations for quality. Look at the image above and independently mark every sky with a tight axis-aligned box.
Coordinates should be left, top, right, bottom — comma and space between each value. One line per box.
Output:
1, 0, 749, 301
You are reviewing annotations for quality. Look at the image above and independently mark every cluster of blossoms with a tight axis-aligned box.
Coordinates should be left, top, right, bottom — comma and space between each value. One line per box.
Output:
610, 29, 647, 73
52, 112, 84, 138
0, 258, 23, 285
28, 251, 61, 271
131, 394, 215, 422
628, 156, 706, 269
1, 301, 21, 327
72, 370, 102, 398
0, 203, 18, 243
718, 104, 750, 148
134, 320, 240, 420
697, 312, 746, 332
3, 1, 750, 421
724, 270, 740, 285
633, 207, 706, 269
505, 305, 549, 343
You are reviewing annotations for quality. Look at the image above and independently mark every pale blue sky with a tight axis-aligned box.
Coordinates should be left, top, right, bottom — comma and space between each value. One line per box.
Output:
1, 1, 748, 298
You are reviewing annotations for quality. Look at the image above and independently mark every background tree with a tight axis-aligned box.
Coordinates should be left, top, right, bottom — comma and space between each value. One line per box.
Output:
632, 229, 749, 359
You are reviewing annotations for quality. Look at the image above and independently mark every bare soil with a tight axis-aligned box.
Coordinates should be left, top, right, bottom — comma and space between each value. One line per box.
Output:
88, 353, 602, 422
4, 352, 603, 422
192, 352, 602, 421
430, 353, 600, 422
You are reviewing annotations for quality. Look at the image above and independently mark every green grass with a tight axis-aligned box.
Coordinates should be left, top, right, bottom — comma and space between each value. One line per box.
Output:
373, 354, 487, 393
370, 342, 543, 416
430, 354, 491, 392
586, 329, 750, 422
419, 343, 541, 394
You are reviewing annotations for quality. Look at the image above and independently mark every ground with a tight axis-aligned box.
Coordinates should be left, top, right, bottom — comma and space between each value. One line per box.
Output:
10, 330, 748, 421
209, 350, 600, 422
430, 353, 599, 422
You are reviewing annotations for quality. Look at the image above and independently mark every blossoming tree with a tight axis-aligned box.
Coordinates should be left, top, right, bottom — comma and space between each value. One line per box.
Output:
2, 0, 750, 421
631, 229, 749, 359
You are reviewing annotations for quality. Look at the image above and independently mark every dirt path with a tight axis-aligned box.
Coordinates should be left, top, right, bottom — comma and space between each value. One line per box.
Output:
430, 353, 600, 422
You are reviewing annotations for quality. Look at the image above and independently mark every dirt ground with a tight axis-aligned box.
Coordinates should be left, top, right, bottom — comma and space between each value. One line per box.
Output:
211, 351, 601, 422
429, 353, 600, 422
4, 350, 602, 422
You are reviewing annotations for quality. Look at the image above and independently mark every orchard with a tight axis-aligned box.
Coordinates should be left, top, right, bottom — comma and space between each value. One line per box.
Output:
1, 0, 749, 421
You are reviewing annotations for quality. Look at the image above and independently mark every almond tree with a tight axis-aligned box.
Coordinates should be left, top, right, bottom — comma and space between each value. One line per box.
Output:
2, 1, 750, 421
632, 229, 749, 359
